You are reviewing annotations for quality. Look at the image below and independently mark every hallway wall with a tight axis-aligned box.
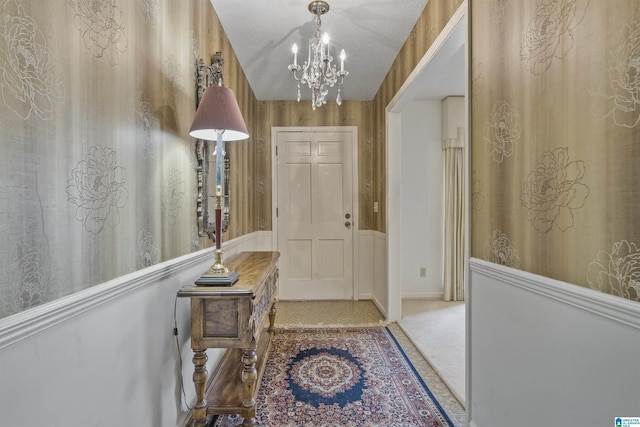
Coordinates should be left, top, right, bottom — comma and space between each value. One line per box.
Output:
0, 247, 217, 426
469, 1, 640, 424
0, 0, 257, 320
469, 259, 640, 427
400, 101, 444, 298
0, 1, 257, 425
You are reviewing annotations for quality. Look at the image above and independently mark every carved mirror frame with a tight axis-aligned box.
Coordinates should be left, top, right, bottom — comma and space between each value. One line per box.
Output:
194, 52, 230, 241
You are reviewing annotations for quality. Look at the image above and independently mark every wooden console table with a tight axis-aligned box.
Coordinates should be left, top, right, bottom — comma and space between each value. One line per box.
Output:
177, 251, 280, 427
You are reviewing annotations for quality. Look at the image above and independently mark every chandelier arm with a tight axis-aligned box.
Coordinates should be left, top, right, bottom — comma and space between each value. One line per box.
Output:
289, 68, 302, 81
288, 1, 347, 109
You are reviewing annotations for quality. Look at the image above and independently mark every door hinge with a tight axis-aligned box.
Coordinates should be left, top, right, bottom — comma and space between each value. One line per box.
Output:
275, 145, 278, 156
276, 207, 278, 217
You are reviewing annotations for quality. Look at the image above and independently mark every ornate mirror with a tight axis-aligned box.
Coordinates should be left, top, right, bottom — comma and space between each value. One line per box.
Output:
195, 140, 230, 240
194, 52, 230, 241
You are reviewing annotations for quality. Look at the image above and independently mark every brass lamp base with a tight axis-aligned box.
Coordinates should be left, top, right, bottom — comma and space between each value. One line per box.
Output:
195, 249, 239, 286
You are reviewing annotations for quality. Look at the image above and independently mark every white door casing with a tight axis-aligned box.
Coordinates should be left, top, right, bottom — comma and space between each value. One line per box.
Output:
272, 127, 358, 300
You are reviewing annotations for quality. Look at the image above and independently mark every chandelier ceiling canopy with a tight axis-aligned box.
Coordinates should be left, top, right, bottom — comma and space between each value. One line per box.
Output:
288, 1, 349, 110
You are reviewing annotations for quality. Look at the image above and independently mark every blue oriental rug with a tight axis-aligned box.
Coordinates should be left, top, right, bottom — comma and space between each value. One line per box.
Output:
211, 327, 454, 427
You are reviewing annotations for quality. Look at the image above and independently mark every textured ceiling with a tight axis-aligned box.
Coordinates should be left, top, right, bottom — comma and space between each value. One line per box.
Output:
210, 0, 431, 102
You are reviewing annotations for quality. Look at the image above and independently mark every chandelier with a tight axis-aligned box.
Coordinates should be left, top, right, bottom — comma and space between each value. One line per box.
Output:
288, 1, 349, 110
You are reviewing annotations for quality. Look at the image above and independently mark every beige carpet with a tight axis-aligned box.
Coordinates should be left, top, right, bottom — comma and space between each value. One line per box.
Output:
399, 300, 466, 406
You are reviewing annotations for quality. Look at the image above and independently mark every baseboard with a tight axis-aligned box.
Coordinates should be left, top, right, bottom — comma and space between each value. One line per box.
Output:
371, 294, 387, 318
401, 292, 444, 300
177, 410, 191, 427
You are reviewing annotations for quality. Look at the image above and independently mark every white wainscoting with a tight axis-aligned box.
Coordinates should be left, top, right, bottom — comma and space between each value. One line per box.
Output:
468, 258, 640, 427
0, 232, 268, 427
0, 230, 385, 427
371, 231, 388, 317
221, 230, 381, 304
357, 230, 374, 300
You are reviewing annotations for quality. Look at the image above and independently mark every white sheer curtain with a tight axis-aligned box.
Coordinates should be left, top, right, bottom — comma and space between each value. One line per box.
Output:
443, 127, 466, 301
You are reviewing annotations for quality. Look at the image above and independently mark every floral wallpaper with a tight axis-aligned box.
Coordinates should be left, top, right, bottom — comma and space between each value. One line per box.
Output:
0, 0, 258, 319
471, 0, 640, 303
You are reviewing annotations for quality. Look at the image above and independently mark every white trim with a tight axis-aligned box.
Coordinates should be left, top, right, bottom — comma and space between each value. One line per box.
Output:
178, 411, 191, 427
470, 258, 640, 331
254, 230, 274, 251
271, 128, 279, 251
0, 231, 275, 350
385, 2, 467, 322
463, 3, 472, 423
220, 230, 254, 254
387, 2, 467, 113
0, 248, 213, 350
351, 127, 360, 300
401, 292, 445, 300
385, 111, 402, 322
372, 230, 386, 240
371, 294, 387, 318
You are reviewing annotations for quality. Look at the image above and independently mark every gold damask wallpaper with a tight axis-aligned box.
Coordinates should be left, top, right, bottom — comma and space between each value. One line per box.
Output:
0, 0, 257, 319
0, 0, 466, 320
471, 0, 640, 302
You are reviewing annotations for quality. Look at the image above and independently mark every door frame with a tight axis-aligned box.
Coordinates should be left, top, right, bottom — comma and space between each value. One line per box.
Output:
385, 1, 469, 418
271, 126, 360, 299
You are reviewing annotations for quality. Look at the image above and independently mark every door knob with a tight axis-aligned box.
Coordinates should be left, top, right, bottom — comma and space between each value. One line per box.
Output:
345, 221, 351, 229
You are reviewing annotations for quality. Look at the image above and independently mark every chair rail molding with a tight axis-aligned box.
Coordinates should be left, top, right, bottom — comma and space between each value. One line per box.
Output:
0, 231, 271, 350
470, 258, 640, 331
0, 249, 214, 350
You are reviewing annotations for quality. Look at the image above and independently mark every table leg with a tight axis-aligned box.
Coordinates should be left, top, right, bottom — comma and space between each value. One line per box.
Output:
192, 348, 208, 424
241, 413, 256, 427
268, 301, 277, 333
241, 347, 257, 426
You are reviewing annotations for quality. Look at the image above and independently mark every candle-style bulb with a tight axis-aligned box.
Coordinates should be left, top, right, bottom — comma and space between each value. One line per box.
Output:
340, 49, 345, 72
322, 33, 329, 58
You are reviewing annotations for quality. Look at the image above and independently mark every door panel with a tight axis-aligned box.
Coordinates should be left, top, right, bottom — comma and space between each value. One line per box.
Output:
287, 164, 311, 222
276, 129, 354, 300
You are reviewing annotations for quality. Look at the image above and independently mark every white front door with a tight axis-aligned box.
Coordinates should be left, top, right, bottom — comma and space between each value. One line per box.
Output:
275, 128, 355, 300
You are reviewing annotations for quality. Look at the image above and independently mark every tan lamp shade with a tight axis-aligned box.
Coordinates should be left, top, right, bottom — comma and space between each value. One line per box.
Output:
189, 86, 249, 141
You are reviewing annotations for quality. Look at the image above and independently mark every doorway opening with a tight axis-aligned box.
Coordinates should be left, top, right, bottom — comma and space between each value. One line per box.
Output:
386, 4, 468, 407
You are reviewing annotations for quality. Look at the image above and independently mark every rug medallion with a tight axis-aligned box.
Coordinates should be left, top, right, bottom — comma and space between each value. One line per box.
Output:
211, 327, 454, 427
